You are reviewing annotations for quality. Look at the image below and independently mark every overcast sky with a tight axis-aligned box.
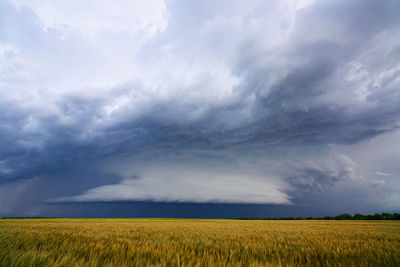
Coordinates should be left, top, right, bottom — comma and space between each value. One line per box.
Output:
1, 0, 399, 218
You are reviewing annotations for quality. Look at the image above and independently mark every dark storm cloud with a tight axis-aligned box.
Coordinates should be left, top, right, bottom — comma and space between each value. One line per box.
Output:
226, 0, 400, 146
1, 0, 400, 216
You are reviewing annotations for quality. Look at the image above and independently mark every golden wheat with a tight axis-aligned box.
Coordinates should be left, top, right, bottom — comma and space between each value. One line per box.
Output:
0, 219, 399, 266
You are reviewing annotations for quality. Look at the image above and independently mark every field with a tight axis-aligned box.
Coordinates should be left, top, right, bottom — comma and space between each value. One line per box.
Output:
0, 219, 399, 266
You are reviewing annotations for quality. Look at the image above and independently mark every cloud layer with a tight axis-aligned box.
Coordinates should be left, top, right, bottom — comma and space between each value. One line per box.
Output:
0, 0, 399, 216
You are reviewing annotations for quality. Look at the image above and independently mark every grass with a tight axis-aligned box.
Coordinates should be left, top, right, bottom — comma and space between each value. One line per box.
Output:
0, 219, 399, 266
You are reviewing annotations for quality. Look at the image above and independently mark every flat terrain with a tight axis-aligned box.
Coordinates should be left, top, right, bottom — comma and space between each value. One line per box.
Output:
0, 219, 399, 266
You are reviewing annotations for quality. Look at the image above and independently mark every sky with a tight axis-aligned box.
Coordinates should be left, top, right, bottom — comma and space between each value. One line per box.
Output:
1, 0, 400, 218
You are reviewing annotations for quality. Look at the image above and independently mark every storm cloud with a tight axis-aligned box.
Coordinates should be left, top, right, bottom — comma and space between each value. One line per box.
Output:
0, 0, 399, 217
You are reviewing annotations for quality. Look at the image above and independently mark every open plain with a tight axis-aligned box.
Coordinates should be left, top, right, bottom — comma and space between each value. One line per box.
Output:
0, 219, 399, 266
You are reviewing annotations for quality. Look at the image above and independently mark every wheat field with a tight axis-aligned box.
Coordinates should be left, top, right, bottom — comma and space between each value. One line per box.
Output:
0, 219, 399, 266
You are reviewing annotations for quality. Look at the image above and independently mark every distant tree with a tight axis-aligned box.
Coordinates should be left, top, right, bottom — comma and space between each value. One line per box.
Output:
393, 213, 400, 220
334, 213, 353, 220
371, 213, 382, 220
353, 213, 362, 220
235, 212, 400, 220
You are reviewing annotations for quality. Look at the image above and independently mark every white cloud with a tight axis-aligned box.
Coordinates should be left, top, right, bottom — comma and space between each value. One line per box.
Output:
375, 171, 393, 177
10, 0, 167, 35
333, 130, 400, 209
295, 0, 316, 10
1, 0, 317, 133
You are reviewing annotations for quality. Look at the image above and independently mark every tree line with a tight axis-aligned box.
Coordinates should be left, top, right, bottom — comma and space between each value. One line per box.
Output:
237, 212, 400, 220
